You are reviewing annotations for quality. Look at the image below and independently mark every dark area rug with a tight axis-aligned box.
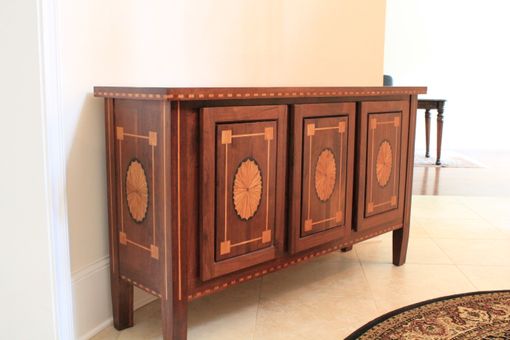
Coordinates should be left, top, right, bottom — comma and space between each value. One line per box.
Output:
346, 290, 510, 339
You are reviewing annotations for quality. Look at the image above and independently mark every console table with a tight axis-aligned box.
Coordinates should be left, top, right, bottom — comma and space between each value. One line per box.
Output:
94, 86, 426, 339
418, 99, 446, 165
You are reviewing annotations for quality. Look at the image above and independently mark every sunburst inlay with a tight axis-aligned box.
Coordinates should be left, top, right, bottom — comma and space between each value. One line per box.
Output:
233, 159, 263, 220
126, 159, 149, 222
376, 141, 393, 187
315, 148, 337, 202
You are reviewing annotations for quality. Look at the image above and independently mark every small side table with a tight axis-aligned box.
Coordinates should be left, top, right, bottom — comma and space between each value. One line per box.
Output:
418, 99, 446, 165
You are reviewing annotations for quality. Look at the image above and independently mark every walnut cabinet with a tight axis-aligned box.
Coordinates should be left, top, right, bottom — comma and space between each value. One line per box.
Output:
94, 86, 426, 339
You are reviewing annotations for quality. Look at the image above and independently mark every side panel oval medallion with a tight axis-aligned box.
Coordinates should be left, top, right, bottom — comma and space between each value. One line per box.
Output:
233, 158, 263, 220
315, 148, 337, 202
126, 159, 149, 223
376, 140, 393, 187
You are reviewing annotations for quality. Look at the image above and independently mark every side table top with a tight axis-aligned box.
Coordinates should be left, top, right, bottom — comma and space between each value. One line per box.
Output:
418, 99, 446, 102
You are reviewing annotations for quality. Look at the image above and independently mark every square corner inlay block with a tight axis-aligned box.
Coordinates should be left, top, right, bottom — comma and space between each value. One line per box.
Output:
307, 123, 315, 136
119, 231, 127, 245
220, 241, 231, 255
221, 130, 232, 145
304, 219, 313, 232
150, 245, 159, 259
116, 126, 124, 140
262, 230, 272, 243
148, 131, 158, 146
264, 127, 274, 141
336, 211, 343, 222
338, 121, 346, 133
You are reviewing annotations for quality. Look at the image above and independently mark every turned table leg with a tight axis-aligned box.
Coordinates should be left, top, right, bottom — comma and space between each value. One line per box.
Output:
425, 109, 431, 158
436, 104, 444, 165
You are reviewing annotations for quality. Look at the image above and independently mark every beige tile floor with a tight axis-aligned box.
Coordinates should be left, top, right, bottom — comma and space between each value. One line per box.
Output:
92, 195, 510, 340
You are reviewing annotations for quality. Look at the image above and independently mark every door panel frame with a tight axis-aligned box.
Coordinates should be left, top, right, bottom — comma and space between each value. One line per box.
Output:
289, 103, 355, 254
356, 100, 410, 231
200, 105, 287, 280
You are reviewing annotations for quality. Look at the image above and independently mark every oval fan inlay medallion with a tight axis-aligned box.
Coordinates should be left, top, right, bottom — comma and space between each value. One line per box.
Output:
315, 148, 337, 202
376, 141, 393, 187
233, 158, 263, 220
126, 159, 149, 223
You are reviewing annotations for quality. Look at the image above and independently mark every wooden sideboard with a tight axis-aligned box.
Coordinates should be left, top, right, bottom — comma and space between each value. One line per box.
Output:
94, 86, 426, 339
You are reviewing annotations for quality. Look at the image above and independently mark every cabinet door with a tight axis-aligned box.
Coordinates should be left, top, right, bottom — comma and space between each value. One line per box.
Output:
289, 103, 355, 254
356, 100, 409, 231
200, 105, 287, 280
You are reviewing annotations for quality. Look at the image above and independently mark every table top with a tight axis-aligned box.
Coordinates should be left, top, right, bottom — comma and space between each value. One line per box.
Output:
418, 98, 447, 102
418, 98, 446, 110
94, 86, 427, 101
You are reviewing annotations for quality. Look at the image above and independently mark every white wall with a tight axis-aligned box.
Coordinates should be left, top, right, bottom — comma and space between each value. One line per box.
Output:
59, 0, 387, 337
0, 1, 58, 339
385, 0, 510, 151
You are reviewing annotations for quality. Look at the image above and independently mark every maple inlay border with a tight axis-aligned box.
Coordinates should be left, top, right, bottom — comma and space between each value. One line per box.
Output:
367, 116, 401, 215
219, 127, 274, 255
304, 121, 346, 232
116, 127, 160, 260
94, 87, 426, 101
105, 99, 116, 273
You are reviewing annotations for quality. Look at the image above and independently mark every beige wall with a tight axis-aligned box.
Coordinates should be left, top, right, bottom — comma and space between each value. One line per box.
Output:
107, 0, 386, 87
61, 0, 387, 337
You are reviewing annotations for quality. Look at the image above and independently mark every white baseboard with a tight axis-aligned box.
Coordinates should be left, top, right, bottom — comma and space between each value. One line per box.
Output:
73, 257, 158, 340
77, 318, 112, 340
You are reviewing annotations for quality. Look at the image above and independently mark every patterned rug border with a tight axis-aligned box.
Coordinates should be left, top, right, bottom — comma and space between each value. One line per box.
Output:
345, 290, 510, 340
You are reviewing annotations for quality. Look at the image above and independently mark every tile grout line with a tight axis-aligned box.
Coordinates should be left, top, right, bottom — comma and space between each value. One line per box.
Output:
459, 198, 510, 238
455, 264, 481, 291
455, 196, 503, 224
251, 277, 263, 340
354, 247, 382, 314
428, 233, 478, 291
414, 195, 509, 240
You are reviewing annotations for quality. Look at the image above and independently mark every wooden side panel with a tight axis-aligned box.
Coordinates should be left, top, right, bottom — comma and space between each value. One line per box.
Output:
289, 103, 355, 254
105, 98, 134, 330
356, 100, 409, 231
393, 94, 419, 266
112, 99, 164, 296
201, 105, 287, 280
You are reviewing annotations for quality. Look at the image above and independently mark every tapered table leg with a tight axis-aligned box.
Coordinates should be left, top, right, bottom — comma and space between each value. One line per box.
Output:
111, 277, 134, 330
392, 226, 409, 266
161, 297, 187, 340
